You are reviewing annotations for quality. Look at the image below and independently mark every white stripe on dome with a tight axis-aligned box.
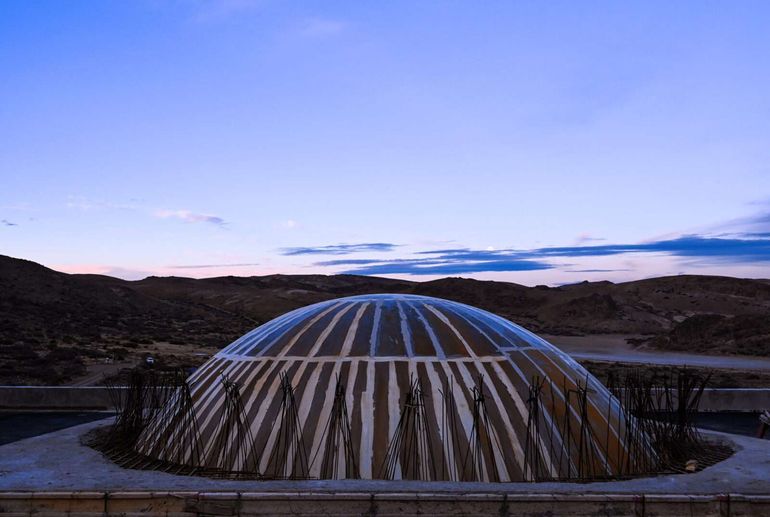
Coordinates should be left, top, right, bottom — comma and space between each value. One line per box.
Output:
369, 301, 382, 356
309, 302, 357, 357
397, 301, 415, 357
386, 360, 403, 479
406, 300, 446, 359
423, 303, 478, 358
359, 360, 375, 478
340, 303, 369, 357
272, 302, 344, 358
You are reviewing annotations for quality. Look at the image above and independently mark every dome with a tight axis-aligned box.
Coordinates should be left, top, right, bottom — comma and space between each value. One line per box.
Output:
135, 294, 651, 482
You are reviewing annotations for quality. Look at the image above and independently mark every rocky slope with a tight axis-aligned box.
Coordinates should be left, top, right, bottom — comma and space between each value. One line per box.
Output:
1, 254, 769, 384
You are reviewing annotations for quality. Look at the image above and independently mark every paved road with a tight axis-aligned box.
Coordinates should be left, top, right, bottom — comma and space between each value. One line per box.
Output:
566, 350, 770, 370
544, 334, 770, 371
0, 411, 113, 446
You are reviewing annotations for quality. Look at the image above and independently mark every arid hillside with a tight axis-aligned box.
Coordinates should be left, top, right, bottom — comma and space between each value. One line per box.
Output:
1, 254, 769, 385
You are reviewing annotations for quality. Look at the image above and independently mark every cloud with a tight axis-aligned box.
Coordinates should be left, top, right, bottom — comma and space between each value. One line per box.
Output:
1, 219, 18, 227
563, 269, 632, 273
169, 263, 260, 269
574, 233, 606, 245
339, 259, 553, 276
707, 208, 770, 235
314, 233, 770, 276
315, 258, 384, 266
154, 209, 227, 227
533, 234, 770, 263
744, 211, 770, 232
65, 197, 229, 228
280, 243, 399, 256
317, 251, 553, 276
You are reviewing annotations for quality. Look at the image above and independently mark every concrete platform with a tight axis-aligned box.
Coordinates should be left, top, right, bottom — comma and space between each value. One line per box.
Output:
0, 418, 769, 516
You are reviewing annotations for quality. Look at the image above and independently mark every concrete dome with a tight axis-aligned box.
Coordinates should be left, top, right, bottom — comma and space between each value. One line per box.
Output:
136, 294, 648, 482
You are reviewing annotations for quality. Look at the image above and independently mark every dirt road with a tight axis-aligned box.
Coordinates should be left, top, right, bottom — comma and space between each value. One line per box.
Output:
69, 361, 135, 386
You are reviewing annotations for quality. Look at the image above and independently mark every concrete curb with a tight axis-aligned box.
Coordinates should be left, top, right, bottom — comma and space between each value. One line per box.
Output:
1, 490, 770, 516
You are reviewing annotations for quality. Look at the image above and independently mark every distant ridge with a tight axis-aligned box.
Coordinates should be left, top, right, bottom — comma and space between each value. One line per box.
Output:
1, 254, 769, 384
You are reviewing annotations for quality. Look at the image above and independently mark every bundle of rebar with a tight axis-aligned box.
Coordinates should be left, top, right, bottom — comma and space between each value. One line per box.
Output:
262, 372, 310, 479
310, 375, 359, 479
380, 376, 439, 481
606, 366, 718, 474
91, 364, 727, 482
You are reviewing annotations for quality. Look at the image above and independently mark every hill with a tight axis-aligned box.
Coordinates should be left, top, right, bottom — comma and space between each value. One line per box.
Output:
1, 254, 769, 384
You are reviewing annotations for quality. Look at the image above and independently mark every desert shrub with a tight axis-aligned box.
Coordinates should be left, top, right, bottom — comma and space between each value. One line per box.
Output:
1, 343, 39, 360
45, 346, 80, 362
110, 347, 130, 360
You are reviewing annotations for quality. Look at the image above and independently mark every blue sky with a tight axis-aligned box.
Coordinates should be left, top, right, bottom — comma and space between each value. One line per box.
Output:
1, 1, 769, 284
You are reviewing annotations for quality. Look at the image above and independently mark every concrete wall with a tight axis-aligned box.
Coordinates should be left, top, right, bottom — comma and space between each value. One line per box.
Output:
1, 386, 769, 411
0, 491, 768, 516
0, 386, 116, 410
699, 388, 770, 412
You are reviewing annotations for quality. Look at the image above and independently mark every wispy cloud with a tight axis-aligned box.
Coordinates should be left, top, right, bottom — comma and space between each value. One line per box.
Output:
317, 250, 553, 275
169, 263, 259, 269
564, 268, 632, 273
574, 233, 606, 245
154, 209, 227, 227
1, 219, 18, 227
314, 233, 770, 276
707, 208, 770, 235
533, 234, 770, 263
65, 196, 228, 228
315, 258, 386, 266
339, 258, 552, 276
280, 242, 398, 256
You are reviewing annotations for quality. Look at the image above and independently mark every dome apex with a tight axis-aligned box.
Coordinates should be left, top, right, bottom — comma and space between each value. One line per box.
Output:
221, 293, 556, 360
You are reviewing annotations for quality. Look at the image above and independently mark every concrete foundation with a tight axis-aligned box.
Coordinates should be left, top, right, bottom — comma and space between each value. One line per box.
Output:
1, 418, 769, 516
699, 388, 770, 412
1, 490, 769, 516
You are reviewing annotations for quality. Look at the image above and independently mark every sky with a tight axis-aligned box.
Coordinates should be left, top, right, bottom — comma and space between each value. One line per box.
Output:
1, 1, 770, 285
